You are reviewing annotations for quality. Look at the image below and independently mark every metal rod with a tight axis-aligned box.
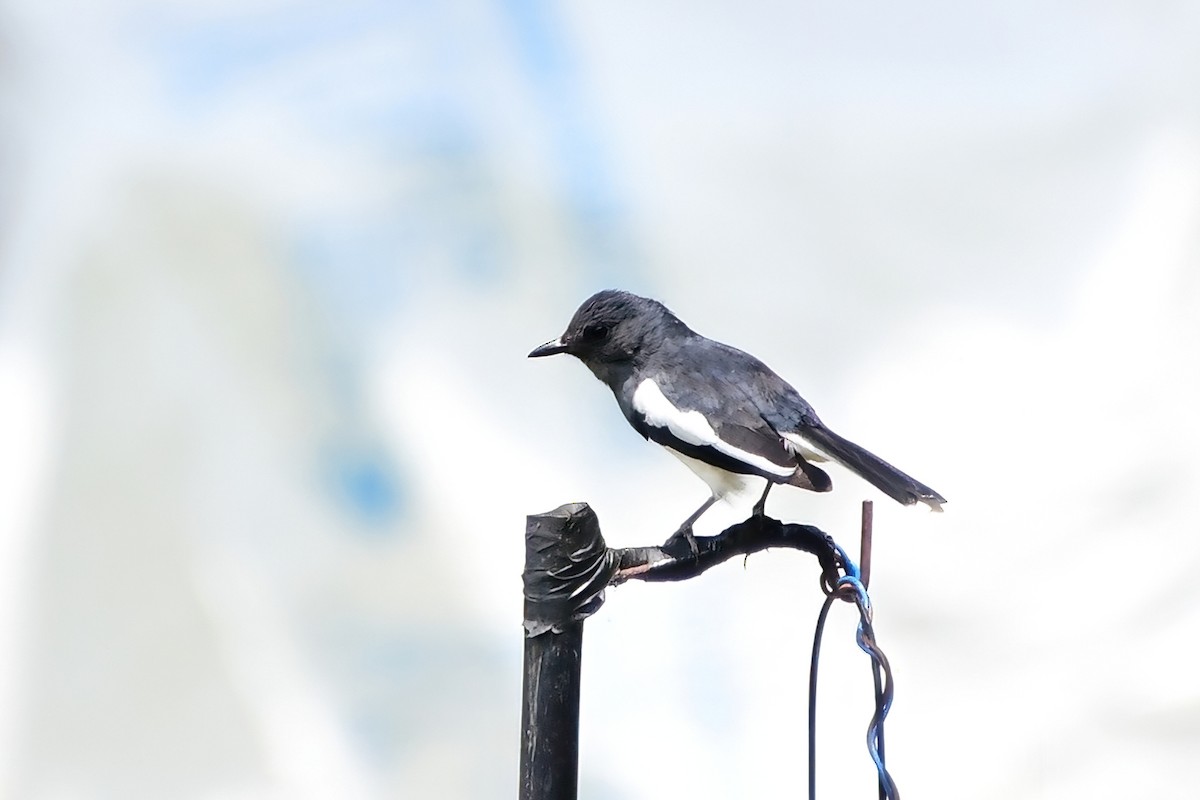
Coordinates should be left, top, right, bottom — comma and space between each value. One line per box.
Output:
859, 500, 874, 590
857, 499, 889, 799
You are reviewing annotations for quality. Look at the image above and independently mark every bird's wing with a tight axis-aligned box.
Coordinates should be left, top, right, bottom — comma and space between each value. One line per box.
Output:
699, 341, 945, 510
629, 375, 796, 480
614, 332, 840, 491
627, 367, 800, 482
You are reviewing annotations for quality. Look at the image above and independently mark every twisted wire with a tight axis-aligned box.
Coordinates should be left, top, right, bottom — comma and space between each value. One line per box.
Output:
808, 563, 899, 800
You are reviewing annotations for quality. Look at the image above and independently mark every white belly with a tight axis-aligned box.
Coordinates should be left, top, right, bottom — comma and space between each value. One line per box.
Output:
666, 448, 770, 507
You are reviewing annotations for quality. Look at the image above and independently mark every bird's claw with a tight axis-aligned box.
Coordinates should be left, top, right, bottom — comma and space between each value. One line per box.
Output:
663, 525, 700, 560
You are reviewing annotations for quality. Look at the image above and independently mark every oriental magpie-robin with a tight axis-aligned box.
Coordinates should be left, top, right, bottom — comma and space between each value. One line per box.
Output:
529, 290, 945, 548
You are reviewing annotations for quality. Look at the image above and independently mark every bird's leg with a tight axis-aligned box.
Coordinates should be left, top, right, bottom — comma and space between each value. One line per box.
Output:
752, 482, 773, 517
664, 496, 717, 556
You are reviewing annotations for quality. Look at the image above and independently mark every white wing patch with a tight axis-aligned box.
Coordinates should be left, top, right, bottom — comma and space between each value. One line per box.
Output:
632, 378, 795, 479
781, 431, 831, 463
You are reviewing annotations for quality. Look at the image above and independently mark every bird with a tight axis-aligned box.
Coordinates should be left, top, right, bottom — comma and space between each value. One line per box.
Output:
529, 289, 945, 550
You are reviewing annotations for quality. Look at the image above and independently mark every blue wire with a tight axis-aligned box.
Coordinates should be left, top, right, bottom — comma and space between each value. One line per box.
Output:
836, 574, 868, 604
833, 544, 861, 581
808, 533, 905, 800
838, 574, 896, 799
809, 566, 900, 800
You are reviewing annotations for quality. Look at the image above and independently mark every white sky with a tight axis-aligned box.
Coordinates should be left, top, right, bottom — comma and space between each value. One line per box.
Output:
1, 1, 1198, 798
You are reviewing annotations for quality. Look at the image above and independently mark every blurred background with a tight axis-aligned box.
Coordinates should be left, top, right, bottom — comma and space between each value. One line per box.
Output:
2, 1, 1198, 798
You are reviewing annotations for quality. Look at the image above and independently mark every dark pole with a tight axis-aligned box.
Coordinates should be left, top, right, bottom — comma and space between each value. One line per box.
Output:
516, 504, 867, 798
519, 503, 615, 800
519, 621, 583, 800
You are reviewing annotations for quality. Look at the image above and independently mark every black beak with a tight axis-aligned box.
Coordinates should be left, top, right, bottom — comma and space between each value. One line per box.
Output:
528, 337, 569, 358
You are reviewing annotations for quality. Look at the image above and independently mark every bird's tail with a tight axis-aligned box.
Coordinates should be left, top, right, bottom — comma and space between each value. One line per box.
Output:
797, 426, 946, 511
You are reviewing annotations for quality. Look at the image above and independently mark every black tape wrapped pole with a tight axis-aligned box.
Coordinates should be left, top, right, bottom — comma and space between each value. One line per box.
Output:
520, 503, 616, 800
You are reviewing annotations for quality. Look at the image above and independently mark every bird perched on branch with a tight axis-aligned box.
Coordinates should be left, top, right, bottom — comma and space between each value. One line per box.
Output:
529, 290, 945, 550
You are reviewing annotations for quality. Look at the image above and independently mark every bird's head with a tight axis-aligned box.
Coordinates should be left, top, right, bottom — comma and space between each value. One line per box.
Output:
528, 290, 683, 371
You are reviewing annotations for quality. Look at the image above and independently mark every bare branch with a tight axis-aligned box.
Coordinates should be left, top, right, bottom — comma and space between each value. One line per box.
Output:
610, 514, 843, 588
523, 504, 846, 637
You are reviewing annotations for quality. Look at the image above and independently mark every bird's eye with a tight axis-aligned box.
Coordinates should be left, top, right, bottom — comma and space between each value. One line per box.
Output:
582, 324, 609, 341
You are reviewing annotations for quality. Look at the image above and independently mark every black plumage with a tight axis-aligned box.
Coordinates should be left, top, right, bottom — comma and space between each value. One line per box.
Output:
529, 290, 945, 544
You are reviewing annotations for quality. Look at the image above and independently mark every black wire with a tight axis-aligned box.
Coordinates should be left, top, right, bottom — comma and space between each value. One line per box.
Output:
808, 588, 900, 800
807, 591, 840, 800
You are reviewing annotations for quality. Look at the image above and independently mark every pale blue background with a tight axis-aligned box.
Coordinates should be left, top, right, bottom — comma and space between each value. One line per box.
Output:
1, 2, 1198, 798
